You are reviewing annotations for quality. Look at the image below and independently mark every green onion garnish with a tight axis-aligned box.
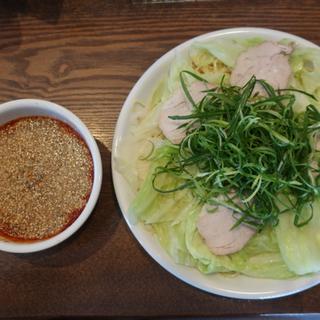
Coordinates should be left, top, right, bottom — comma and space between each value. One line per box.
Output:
152, 71, 320, 230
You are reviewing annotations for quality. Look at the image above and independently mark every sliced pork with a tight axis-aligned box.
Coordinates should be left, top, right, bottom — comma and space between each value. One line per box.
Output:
197, 203, 256, 255
230, 41, 293, 95
159, 81, 211, 144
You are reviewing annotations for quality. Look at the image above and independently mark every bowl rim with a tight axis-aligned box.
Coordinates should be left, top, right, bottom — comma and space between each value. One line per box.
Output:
111, 27, 320, 299
0, 98, 103, 253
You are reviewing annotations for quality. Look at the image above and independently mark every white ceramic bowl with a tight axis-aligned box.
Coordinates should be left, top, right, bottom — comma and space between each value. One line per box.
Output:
0, 99, 103, 253
112, 27, 320, 299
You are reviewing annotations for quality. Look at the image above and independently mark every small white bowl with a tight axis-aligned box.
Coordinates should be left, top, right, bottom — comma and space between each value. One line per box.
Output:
0, 99, 103, 253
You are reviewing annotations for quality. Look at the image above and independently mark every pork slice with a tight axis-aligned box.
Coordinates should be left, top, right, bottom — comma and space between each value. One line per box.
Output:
197, 203, 256, 255
159, 81, 211, 144
230, 41, 293, 96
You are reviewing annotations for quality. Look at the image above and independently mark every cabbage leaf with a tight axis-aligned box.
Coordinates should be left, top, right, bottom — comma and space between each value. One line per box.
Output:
276, 199, 320, 275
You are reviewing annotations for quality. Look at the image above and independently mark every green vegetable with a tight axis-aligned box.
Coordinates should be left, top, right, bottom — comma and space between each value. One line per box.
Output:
291, 48, 320, 99
276, 198, 320, 274
153, 71, 320, 230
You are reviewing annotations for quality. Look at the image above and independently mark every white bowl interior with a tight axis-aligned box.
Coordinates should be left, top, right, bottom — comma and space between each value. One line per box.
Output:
112, 28, 320, 299
0, 99, 103, 253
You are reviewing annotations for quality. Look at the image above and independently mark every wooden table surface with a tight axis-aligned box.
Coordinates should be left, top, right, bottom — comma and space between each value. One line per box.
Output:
1, 0, 320, 318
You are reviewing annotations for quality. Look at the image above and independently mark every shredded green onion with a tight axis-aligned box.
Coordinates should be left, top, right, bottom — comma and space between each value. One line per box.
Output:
152, 71, 320, 230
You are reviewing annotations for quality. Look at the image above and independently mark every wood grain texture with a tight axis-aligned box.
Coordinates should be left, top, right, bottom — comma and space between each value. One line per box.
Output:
1, 0, 320, 318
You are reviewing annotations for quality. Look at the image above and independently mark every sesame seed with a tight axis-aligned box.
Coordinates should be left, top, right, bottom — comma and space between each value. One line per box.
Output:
0, 116, 93, 241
